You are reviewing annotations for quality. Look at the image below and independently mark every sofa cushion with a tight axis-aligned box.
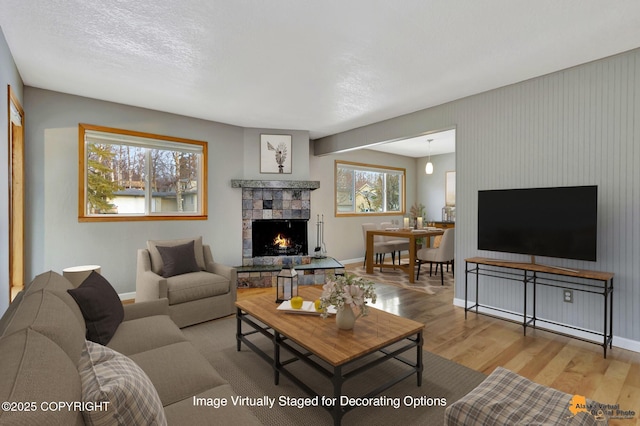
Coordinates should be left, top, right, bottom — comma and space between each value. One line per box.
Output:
0, 290, 24, 338
107, 315, 187, 356
0, 328, 84, 426
9, 270, 87, 330
129, 341, 227, 406
166, 271, 230, 305
68, 271, 124, 345
78, 339, 167, 426
444, 366, 602, 425
147, 237, 205, 276
2, 289, 86, 364
156, 240, 200, 278
24, 270, 74, 295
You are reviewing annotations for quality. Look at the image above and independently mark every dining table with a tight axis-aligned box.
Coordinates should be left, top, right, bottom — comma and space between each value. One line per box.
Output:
365, 227, 445, 283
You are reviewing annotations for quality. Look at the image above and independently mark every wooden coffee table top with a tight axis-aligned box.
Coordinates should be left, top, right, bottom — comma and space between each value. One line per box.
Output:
235, 287, 424, 367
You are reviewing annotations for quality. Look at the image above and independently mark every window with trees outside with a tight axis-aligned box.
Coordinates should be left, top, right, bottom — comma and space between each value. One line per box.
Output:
335, 160, 405, 216
78, 124, 207, 221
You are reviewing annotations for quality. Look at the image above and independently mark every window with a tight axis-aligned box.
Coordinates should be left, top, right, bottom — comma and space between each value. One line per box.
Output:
79, 124, 207, 221
335, 160, 405, 216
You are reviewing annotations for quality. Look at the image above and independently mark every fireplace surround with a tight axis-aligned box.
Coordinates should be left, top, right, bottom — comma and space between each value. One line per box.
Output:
231, 180, 320, 266
231, 180, 343, 288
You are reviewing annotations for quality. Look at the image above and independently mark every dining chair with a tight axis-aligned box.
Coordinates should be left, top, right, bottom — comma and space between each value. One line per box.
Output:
361, 223, 396, 270
380, 221, 410, 265
416, 228, 455, 285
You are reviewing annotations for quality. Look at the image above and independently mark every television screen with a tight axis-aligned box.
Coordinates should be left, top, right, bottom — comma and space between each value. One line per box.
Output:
477, 185, 598, 261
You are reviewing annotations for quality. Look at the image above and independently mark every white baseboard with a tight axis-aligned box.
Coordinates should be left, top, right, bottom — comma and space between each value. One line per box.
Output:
453, 297, 640, 354
338, 257, 364, 266
119, 291, 135, 302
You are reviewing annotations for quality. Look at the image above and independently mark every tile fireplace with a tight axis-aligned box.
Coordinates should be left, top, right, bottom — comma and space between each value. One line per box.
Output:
231, 180, 344, 288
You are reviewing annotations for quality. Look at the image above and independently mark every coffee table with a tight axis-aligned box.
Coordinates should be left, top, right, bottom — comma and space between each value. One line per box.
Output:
235, 287, 424, 425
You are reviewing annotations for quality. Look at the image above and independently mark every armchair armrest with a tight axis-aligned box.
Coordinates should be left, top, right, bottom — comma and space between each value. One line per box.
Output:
135, 249, 168, 301
203, 245, 238, 294
123, 298, 170, 321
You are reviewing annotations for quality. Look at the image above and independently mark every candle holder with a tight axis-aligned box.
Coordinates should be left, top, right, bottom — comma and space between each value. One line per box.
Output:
276, 265, 298, 303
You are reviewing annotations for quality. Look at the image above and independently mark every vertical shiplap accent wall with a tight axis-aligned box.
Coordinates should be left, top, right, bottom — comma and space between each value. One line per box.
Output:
314, 48, 640, 344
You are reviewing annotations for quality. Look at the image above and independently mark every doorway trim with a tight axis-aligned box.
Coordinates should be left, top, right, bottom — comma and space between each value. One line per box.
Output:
8, 85, 25, 301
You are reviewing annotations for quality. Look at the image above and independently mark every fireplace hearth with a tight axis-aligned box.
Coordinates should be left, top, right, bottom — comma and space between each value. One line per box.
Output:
252, 219, 308, 257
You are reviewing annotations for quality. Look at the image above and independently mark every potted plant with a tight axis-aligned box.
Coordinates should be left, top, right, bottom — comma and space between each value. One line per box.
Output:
410, 202, 426, 247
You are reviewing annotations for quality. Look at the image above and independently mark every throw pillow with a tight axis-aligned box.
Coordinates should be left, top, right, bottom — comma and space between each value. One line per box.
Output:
78, 339, 167, 426
147, 236, 205, 275
68, 272, 124, 345
155, 240, 200, 278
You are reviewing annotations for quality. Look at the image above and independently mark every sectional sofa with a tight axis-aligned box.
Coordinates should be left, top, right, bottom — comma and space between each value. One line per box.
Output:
0, 270, 261, 425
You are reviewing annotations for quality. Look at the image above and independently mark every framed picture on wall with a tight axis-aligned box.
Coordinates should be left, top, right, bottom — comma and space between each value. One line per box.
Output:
260, 134, 292, 174
445, 171, 456, 206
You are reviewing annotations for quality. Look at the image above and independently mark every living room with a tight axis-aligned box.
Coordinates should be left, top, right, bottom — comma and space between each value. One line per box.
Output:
7, 45, 639, 355
2, 2, 640, 424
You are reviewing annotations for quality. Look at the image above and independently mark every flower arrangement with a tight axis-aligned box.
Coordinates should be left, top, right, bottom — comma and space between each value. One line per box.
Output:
319, 273, 377, 319
410, 202, 426, 221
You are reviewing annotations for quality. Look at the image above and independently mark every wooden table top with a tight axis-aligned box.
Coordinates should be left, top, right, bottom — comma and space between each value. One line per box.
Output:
235, 287, 424, 367
465, 257, 614, 281
367, 228, 444, 238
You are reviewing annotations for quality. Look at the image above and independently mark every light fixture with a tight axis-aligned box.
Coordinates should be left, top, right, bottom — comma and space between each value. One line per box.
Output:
425, 139, 434, 175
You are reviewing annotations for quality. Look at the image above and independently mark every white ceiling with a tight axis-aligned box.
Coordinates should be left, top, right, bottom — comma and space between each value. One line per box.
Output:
365, 129, 456, 158
2, 1, 640, 142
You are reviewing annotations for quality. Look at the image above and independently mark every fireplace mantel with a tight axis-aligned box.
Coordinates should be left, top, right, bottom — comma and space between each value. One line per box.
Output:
231, 179, 320, 190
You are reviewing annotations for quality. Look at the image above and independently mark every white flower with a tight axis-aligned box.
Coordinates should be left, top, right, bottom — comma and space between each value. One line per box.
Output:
319, 273, 376, 319
343, 284, 364, 309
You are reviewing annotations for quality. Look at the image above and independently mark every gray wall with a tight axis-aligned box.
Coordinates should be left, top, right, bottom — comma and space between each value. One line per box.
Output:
0, 28, 24, 314
314, 48, 640, 348
23, 88, 311, 295
417, 152, 456, 222
308, 148, 418, 262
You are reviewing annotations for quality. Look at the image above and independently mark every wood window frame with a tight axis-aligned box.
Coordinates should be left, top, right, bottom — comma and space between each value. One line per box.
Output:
78, 123, 208, 222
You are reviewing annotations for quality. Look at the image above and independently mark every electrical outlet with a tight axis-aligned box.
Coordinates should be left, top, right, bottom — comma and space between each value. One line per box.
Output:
563, 289, 573, 303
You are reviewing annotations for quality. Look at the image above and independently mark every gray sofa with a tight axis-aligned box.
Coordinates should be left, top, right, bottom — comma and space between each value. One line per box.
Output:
0, 271, 261, 425
136, 237, 237, 328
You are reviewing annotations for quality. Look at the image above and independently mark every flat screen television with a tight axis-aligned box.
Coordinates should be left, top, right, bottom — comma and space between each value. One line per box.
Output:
477, 185, 598, 261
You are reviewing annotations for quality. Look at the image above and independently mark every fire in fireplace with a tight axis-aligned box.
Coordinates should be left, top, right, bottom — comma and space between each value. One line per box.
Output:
252, 219, 308, 257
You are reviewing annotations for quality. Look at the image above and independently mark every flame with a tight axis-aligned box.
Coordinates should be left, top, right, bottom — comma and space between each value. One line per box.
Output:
274, 233, 290, 248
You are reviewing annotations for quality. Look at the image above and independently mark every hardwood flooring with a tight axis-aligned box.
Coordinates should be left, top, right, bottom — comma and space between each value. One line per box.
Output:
238, 262, 640, 424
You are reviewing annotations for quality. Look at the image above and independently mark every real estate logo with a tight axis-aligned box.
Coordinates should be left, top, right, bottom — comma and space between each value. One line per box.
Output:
568, 395, 636, 422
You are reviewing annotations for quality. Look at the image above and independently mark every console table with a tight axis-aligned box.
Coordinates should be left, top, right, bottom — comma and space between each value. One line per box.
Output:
464, 257, 614, 357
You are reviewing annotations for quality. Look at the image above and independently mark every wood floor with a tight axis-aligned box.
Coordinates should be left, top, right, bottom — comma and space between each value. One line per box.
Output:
238, 262, 640, 425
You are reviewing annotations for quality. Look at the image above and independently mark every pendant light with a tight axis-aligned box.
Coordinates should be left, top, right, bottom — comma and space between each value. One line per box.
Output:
425, 139, 434, 175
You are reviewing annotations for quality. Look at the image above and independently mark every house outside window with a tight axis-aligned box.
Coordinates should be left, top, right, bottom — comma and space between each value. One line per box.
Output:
79, 124, 207, 221
335, 160, 405, 216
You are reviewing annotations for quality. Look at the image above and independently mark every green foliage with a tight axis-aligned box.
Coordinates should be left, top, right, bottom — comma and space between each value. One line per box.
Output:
386, 173, 401, 211
87, 144, 120, 214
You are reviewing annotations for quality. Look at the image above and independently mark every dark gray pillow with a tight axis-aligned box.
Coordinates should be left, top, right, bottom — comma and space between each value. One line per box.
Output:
68, 271, 124, 345
156, 240, 200, 278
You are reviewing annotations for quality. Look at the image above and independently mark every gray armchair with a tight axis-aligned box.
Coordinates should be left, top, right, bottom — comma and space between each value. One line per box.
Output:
136, 237, 237, 328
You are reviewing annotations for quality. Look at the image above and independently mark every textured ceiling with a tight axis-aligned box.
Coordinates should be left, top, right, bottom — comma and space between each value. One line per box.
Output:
2, 1, 640, 140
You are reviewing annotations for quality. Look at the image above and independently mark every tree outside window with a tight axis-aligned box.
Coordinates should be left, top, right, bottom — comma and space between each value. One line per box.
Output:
335, 161, 405, 216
